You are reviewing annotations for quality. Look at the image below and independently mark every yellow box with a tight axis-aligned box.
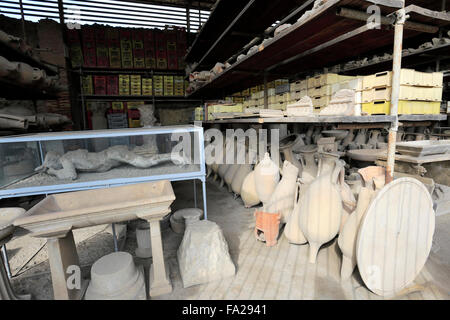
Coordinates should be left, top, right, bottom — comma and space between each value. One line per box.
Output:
126, 101, 144, 109
269, 102, 287, 111
290, 90, 308, 101
119, 75, 130, 95
308, 73, 339, 88
362, 100, 441, 115
82, 75, 93, 95
154, 88, 164, 96
362, 69, 443, 89
275, 92, 291, 103
130, 75, 141, 85
308, 85, 333, 97
274, 79, 289, 87
290, 80, 308, 92
362, 86, 443, 102
112, 102, 124, 110
128, 119, 141, 128
312, 95, 331, 108
250, 86, 259, 94
241, 88, 250, 96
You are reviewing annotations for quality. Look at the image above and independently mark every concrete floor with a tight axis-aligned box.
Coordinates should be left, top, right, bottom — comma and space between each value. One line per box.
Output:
5, 180, 450, 300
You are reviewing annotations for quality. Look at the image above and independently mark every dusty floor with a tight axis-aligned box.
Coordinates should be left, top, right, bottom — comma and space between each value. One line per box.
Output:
5, 180, 450, 300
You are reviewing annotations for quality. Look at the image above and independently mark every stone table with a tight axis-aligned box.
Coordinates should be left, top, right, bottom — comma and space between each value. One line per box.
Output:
14, 180, 176, 300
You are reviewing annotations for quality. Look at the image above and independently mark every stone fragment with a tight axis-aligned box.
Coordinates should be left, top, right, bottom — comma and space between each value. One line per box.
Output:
177, 220, 235, 288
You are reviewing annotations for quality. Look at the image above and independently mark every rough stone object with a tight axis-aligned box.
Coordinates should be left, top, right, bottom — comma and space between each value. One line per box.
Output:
177, 220, 235, 288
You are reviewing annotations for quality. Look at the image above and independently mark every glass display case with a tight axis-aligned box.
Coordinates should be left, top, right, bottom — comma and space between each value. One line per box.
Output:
0, 125, 206, 215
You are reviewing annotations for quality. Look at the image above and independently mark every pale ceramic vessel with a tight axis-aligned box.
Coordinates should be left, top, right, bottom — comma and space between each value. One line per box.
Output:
284, 181, 308, 245
231, 164, 253, 195
299, 159, 344, 263
298, 145, 318, 184
241, 171, 260, 208
337, 187, 375, 281
264, 161, 299, 224
224, 164, 240, 192
338, 169, 357, 233
254, 153, 280, 206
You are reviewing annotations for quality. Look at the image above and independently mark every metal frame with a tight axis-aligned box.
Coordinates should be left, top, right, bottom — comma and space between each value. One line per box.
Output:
0, 125, 208, 218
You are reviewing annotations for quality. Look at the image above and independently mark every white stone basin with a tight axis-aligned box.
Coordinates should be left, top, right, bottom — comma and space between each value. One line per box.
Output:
14, 180, 175, 237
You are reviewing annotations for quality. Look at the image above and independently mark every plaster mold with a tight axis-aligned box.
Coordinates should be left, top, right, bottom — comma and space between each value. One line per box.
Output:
286, 96, 314, 117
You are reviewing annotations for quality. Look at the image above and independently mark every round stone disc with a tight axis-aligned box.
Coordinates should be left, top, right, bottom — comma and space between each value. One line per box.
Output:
356, 178, 435, 297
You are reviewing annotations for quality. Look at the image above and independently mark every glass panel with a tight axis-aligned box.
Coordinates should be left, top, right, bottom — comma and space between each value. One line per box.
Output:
0, 129, 201, 191
0, 141, 41, 189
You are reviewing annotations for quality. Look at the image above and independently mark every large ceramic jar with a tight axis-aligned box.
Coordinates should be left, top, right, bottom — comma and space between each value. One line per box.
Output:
254, 153, 280, 206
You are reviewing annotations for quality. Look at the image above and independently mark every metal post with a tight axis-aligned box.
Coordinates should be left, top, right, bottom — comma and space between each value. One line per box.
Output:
19, 0, 27, 42
1, 245, 12, 279
111, 223, 119, 252
386, 5, 406, 184
202, 179, 207, 220
193, 179, 197, 208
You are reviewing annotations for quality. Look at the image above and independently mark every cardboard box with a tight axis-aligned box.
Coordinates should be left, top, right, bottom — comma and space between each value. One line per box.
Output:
144, 29, 156, 69
119, 75, 130, 95
82, 75, 93, 95
132, 30, 145, 68
106, 75, 118, 95
120, 29, 133, 68
94, 76, 107, 95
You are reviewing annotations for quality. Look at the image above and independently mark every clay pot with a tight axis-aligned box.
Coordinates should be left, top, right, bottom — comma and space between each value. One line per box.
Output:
338, 187, 375, 281
354, 129, 368, 147
231, 163, 253, 195
279, 134, 303, 176
299, 159, 344, 263
264, 161, 299, 224
254, 153, 280, 206
224, 164, 240, 192
367, 130, 381, 149
305, 126, 314, 145
284, 181, 308, 245
358, 166, 386, 188
0, 56, 17, 78
16, 62, 35, 86
312, 127, 323, 144
342, 129, 355, 148
317, 152, 340, 177
338, 169, 357, 234
85, 252, 146, 300
298, 145, 318, 183
241, 171, 260, 208
218, 164, 231, 187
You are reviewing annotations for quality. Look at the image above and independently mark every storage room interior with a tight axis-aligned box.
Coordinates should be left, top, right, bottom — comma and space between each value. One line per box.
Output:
0, 0, 449, 302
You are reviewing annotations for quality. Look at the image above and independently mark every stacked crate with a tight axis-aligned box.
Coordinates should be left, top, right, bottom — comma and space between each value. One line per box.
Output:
166, 29, 178, 70
95, 27, 109, 67
155, 30, 167, 69
120, 29, 133, 68
107, 28, 121, 68
271, 79, 290, 110
107, 112, 128, 129
176, 27, 187, 70
174, 76, 184, 96
82, 75, 94, 95
130, 75, 142, 95
111, 101, 125, 112
93, 76, 107, 95
289, 79, 308, 103
307, 73, 355, 112
132, 30, 146, 69
144, 29, 156, 69
361, 69, 443, 115
67, 29, 83, 68
127, 108, 141, 128
106, 75, 119, 95
164, 75, 174, 96
119, 74, 130, 95
82, 27, 96, 67
154, 75, 164, 96
142, 77, 153, 95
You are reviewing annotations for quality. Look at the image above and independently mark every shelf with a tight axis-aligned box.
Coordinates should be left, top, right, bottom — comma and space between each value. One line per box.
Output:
201, 114, 446, 124
80, 95, 200, 102
0, 78, 59, 100
73, 67, 186, 75
187, 1, 449, 98
0, 41, 58, 76
185, 0, 316, 72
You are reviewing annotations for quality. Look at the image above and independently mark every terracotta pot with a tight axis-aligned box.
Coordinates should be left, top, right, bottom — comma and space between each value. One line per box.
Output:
284, 181, 308, 245
299, 159, 344, 263
358, 166, 385, 188
298, 145, 318, 183
338, 187, 375, 281
264, 161, 299, 224
254, 153, 280, 206
241, 171, 260, 208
